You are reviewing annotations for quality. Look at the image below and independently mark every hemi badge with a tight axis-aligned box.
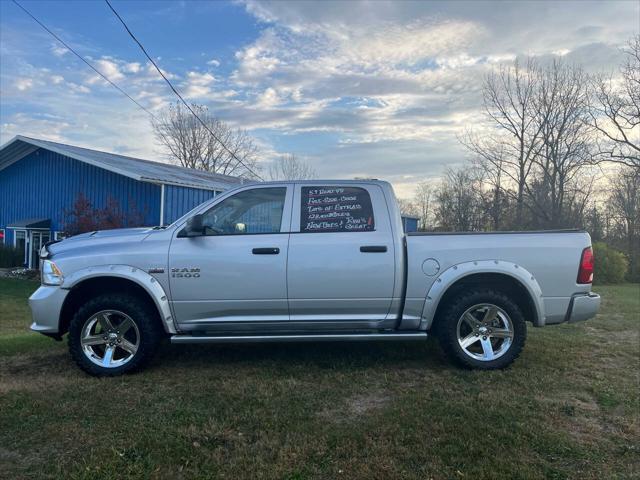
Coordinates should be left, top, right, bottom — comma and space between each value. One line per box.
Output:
148, 267, 165, 274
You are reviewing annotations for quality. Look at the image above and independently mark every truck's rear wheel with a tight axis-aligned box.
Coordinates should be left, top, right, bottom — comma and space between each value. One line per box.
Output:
436, 289, 526, 369
68, 294, 161, 377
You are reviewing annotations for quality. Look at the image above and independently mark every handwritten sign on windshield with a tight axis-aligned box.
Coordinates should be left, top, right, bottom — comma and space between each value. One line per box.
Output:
301, 186, 375, 233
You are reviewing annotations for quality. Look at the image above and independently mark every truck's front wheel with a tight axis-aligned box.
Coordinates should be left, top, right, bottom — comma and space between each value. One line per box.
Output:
436, 289, 527, 369
68, 293, 161, 377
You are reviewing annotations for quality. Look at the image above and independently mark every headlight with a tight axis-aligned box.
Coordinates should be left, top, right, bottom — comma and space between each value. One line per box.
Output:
41, 260, 63, 286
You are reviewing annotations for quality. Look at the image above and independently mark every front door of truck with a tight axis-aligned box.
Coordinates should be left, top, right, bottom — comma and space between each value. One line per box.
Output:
286, 183, 396, 323
169, 185, 292, 329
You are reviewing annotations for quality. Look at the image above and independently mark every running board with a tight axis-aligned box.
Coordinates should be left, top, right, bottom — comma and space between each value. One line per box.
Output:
170, 332, 428, 344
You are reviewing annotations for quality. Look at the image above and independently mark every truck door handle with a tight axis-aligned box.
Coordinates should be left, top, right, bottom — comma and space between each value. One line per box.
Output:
360, 245, 387, 253
252, 247, 280, 255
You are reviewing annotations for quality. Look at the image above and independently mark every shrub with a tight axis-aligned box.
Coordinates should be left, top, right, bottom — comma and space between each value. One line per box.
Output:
593, 242, 628, 285
63, 193, 147, 236
0, 244, 24, 268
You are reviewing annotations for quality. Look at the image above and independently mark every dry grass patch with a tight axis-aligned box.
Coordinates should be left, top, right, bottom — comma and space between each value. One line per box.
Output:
318, 390, 392, 423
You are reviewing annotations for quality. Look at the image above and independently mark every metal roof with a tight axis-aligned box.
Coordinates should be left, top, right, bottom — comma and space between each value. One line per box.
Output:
0, 135, 245, 191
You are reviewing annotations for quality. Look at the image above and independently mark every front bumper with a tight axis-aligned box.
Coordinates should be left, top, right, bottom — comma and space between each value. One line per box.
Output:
567, 292, 601, 323
29, 285, 69, 334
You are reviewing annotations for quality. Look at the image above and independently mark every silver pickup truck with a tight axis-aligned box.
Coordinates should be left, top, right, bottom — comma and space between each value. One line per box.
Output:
30, 180, 600, 376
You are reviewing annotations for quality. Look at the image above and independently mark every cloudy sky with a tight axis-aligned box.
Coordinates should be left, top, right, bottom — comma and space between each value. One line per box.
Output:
1, 0, 638, 197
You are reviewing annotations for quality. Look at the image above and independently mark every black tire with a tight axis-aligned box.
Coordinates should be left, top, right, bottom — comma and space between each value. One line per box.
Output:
435, 288, 527, 370
68, 293, 161, 377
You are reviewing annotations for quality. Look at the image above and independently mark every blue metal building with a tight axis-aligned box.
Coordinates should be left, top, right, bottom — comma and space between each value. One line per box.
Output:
0, 136, 242, 268
401, 215, 419, 233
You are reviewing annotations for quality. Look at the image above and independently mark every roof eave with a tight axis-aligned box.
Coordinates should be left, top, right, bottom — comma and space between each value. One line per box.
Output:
140, 177, 228, 192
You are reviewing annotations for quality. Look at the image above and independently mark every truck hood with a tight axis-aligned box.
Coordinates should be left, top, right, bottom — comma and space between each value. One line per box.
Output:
49, 227, 156, 255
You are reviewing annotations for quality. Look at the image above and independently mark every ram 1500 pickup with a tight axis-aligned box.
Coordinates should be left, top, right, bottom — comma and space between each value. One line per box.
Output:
30, 180, 600, 376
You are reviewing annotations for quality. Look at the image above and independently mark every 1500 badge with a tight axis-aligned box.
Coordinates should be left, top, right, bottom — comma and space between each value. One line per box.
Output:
171, 267, 201, 278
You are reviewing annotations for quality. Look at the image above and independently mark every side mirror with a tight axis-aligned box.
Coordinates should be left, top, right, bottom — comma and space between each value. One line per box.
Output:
178, 214, 205, 238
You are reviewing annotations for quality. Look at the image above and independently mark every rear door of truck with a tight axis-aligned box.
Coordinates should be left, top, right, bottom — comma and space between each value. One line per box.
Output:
287, 183, 396, 322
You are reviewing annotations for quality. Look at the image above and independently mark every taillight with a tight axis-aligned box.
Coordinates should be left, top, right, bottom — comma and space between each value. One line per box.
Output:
577, 247, 594, 284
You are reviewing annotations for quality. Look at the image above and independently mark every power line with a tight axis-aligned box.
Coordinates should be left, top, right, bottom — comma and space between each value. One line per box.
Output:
12, 0, 157, 120
104, 0, 264, 180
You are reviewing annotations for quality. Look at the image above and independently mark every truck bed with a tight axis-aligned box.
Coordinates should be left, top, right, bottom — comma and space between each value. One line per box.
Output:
403, 230, 593, 326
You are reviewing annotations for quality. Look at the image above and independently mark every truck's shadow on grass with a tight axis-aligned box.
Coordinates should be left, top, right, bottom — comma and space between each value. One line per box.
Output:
153, 339, 452, 372
1, 335, 456, 380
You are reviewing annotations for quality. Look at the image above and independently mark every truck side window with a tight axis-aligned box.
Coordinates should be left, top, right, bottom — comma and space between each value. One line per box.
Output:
300, 186, 375, 233
201, 187, 286, 235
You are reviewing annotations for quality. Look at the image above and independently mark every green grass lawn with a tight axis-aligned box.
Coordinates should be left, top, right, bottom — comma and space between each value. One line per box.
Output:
1, 279, 638, 480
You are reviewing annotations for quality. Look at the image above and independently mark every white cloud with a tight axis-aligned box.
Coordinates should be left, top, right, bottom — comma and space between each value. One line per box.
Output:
206, 58, 220, 67
95, 58, 124, 80
124, 62, 142, 73
50, 75, 64, 85
67, 82, 91, 94
224, 16, 491, 145
85, 58, 125, 84
14, 78, 33, 91
143, 62, 175, 80
256, 87, 281, 107
187, 71, 215, 85
182, 71, 216, 98
334, 19, 484, 68
51, 45, 68, 57
1, 112, 71, 142
232, 28, 285, 85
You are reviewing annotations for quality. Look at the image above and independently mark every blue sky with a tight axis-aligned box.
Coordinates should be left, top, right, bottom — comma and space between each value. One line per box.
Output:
1, 0, 638, 197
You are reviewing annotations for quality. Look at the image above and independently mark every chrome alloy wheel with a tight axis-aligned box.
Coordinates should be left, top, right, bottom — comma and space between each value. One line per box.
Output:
81, 310, 140, 368
456, 303, 514, 361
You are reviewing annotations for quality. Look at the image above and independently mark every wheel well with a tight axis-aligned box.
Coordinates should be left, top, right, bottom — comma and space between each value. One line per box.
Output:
59, 276, 163, 336
431, 272, 537, 329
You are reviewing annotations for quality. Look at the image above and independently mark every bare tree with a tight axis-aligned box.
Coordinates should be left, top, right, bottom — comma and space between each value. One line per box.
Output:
152, 102, 260, 178
608, 166, 640, 278
589, 35, 640, 168
460, 58, 595, 229
528, 60, 594, 228
470, 146, 510, 230
434, 167, 486, 231
412, 181, 434, 230
462, 58, 544, 226
397, 197, 418, 219
268, 153, 317, 180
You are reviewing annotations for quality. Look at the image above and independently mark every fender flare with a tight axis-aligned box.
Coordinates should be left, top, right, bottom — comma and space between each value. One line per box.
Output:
420, 260, 546, 329
61, 265, 177, 334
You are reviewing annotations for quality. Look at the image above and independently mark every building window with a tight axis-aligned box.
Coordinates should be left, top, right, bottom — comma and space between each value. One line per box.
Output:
14, 230, 26, 249
54, 231, 67, 241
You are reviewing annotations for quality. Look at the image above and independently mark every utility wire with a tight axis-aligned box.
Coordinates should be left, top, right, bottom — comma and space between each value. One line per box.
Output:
12, 0, 157, 120
104, 0, 263, 180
